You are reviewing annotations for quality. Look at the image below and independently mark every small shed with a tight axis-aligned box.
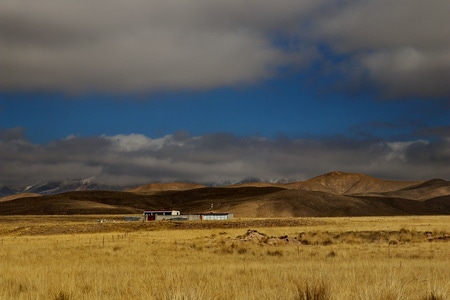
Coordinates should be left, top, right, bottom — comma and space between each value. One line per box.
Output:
199, 212, 234, 220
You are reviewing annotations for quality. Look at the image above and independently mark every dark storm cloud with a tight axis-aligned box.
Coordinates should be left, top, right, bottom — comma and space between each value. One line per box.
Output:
404, 138, 450, 165
417, 126, 450, 138
0, 0, 319, 92
0, 127, 27, 142
314, 0, 450, 98
1, 0, 448, 98
1, 131, 449, 186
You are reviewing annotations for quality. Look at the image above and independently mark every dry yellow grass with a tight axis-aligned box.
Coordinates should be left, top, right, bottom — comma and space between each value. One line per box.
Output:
0, 216, 448, 299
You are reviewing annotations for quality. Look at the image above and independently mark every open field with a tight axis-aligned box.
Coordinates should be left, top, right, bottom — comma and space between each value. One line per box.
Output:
0, 216, 449, 299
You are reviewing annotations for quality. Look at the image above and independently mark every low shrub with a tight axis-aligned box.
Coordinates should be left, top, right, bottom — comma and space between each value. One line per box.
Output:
293, 280, 331, 300
422, 291, 445, 300
326, 250, 337, 258
53, 291, 71, 300
267, 250, 283, 257
237, 248, 247, 254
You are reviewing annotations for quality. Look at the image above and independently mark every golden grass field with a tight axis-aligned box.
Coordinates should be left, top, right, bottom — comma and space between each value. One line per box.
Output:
0, 215, 449, 300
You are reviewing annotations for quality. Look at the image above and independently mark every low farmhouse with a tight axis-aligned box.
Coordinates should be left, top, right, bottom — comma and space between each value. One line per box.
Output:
143, 210, 180, 221
143, 210, 233, 221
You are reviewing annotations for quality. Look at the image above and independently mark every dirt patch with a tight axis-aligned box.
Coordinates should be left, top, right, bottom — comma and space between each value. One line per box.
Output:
233, 228, 450, 246
425, 231, 450, 242
238, 229, 301, 245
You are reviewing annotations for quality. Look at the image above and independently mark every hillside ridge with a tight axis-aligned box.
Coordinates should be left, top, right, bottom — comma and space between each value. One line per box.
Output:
1, 171, 449, 217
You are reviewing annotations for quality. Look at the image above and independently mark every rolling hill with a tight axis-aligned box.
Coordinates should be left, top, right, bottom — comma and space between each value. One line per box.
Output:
0, 172, 449, 217
126, 182, 205, 194
286, 171, 422, 194
0, 193, 41, 202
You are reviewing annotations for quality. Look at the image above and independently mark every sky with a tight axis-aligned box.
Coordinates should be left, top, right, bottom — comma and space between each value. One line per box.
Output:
1, 0, 450, 186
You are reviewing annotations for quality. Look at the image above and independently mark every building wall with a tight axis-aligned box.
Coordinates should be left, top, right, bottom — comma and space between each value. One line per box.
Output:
155, 214, 200, 221
200, 213, 234, 220
149, 213, 234, 221
201, 214, 228, 220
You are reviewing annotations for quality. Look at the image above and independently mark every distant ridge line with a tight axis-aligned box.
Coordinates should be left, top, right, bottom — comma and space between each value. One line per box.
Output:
1, 171, 449, 217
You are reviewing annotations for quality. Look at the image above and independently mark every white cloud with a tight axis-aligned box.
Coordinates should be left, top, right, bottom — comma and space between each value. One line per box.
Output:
384, 140, 428, 161
105, 134, 162, 152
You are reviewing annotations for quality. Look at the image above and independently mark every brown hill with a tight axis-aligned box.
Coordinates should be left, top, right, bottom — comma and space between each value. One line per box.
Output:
224, 182, 287, 188
374, 179, 450, 201
286, 171, 422, 194
228, 190, 412, 218
0, 188, 284, 215
126, 182, 205, 194
0, 191, 161, 215
1, 172, 449, 217
126, 171, 424, 195
0, 193, 41, 202
0, 186, 448, 217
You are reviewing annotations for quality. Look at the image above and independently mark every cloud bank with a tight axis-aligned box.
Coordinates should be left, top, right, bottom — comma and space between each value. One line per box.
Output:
1, 0, 449, 97
1, 128, 449, 186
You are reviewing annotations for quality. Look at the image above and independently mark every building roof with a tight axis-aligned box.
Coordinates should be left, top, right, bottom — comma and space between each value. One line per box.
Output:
197, 211, 232, 215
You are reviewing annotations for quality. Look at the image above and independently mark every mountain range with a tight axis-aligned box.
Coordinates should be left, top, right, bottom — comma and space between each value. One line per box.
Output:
1, 171, 449, 217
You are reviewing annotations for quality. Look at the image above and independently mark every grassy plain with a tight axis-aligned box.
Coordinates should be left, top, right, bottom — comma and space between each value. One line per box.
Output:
0, 216, 449, 300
